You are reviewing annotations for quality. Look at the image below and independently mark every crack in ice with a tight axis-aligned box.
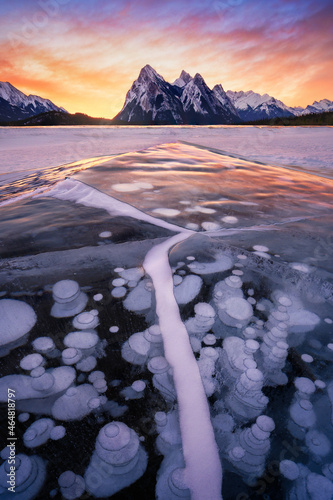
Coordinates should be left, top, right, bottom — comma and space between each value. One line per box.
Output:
143, 233, 223, 500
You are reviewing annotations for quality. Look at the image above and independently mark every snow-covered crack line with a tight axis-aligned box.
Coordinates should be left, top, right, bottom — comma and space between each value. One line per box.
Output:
143, 233, 223, 500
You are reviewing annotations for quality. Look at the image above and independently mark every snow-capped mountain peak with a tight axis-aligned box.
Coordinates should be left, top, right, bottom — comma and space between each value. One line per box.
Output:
0, 81, 67, 122
137, 65, 164, 83
301, 98, 333, 115
114, 65, 184, 124
172, 70, 193, 88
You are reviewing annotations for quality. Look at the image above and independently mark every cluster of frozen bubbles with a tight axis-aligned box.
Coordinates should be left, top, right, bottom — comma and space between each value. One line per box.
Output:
1, 242, 333, 499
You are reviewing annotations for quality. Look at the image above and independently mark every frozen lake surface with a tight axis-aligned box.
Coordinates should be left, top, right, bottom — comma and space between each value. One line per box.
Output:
0, 134, 333, 499
0, 126, 332, 180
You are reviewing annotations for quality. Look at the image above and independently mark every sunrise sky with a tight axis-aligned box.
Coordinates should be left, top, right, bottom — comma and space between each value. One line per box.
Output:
1, 0, 332, 118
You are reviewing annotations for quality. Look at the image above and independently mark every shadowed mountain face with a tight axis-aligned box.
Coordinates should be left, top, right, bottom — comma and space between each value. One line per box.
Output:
0, 81, 67, 122
113, 65, 241, 125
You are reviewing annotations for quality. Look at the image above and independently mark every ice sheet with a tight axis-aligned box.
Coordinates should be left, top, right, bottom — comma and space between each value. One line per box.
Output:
1, 126, 332, 177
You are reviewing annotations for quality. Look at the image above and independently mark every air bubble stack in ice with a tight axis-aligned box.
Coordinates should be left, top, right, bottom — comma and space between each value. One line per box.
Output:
197, 347, 219, 397
262, 341, 289, 386
0, 453, 46, 500
0, 299, 37, 357
216, 337, 258, 391
280, 461, 333, 500
58, 471, 85, 500
173, 274, 203, 305
155, 449, 190, 500
51, 384, 99, 421
72, 311, 99, 332
51, 280, 88, 318
123, 279, 152, 313
259, 326, 289, 386
227, 415, 275, 482
148, 356, 176, 403
32, 337, 58, 358
84, 422, 148, 498
213, 276, 253, 330
121, 325, 164, 366
154, 409, 182, 456
0, 366, 76, 414
185, 303, 216, 340
287, 378, 317, 440
23, 418, 55, 448
212, 413, 236, 454
120, 380, 146, 400
225, 368, 268, 422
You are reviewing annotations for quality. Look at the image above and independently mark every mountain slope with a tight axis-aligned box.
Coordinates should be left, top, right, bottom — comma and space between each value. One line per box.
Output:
0, 82, 67, 122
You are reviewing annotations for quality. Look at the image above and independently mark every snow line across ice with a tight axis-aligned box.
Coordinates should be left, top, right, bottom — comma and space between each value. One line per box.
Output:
143, 233, 223, 500
39, 178, 190, 234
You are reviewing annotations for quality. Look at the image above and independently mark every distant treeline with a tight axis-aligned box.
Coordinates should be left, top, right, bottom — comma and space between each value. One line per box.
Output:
0, 111, 114, 126
1, 110, 333, 126
244, 111, 333, 126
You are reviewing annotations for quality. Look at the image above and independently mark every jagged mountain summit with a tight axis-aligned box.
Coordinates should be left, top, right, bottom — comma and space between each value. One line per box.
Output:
301, 99, 333, 115
113, 65, 184, 125
113, 65, 240, 125
179, 73, 239, 124
0, 82, 67, 122
172, 70, 194, 88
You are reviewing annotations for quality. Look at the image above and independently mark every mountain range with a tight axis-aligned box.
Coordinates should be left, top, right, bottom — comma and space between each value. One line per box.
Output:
114, 65, 333, 124
1, 67, 333, 125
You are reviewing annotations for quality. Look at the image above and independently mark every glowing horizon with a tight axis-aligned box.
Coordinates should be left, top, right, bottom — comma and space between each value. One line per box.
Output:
1, 0, 332, 118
